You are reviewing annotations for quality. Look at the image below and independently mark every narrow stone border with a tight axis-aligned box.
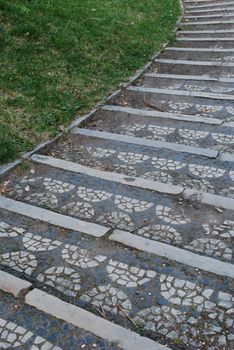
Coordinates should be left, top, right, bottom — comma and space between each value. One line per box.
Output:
181, 19, 234, 24
183, 188, 234, 210
183, 14, 234, 19
127, 85, 234, 100
31, 154, 234, 211
155, 58, 234, 66
186, 7, 234, 13
0, 196, 109, 237
177, 36, 234, 41
109, 230, 234, 279
31, 154, 183, 195
73, 128, 218, 158
145, 72, 234, 82
184, 0, 234, 3
178, 29, 234, 33
186, 2, 234, 9
103, 104, 222, 125
25, 289, 169, 350
0, 270, 32, 298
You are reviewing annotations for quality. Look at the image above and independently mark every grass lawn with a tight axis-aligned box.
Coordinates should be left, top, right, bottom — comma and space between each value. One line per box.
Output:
0, 0, 180, 164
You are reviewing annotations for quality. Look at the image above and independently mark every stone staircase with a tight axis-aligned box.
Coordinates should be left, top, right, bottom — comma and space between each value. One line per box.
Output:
0, 0, 234, 349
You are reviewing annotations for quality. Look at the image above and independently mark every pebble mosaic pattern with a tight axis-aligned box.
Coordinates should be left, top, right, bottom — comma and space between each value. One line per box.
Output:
0, 211, 234, 349
6, 165, 234, 261
0, 291, 120, 350
52, 142, 234, 197
106, 259, 156, 287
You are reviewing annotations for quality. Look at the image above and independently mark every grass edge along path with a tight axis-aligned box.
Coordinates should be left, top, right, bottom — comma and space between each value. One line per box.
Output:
0, 0, 180, 164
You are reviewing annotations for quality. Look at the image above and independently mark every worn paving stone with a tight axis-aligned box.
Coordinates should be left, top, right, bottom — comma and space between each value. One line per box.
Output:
3, 163, 234, 262
46, 134, 234, 199
0, 210, 233, 349
0, 290, 120, 350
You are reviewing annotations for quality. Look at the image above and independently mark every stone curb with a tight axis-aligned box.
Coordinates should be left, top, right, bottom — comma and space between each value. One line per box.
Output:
109, 230, 234, 279
103, 104, 222, 125
0, 270, 32, 297
31, 154, 184, 195
73, 128, 218, 158
127, 85, 234, 100
25, 288, 171, 350
0, 196, 109, 237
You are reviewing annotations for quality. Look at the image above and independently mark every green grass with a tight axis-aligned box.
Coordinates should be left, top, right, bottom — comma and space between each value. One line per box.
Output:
0, 0, 180, 164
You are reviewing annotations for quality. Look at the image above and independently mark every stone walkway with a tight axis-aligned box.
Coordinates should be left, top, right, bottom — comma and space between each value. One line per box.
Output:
1, 0, 234, 349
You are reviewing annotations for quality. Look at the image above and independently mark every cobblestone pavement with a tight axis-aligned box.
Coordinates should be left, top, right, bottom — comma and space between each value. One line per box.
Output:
0, 290, 120, 350
1, 0, 234, 349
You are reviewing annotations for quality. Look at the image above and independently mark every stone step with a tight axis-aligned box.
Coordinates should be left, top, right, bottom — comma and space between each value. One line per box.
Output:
175, 38, 234, 48
152, 59, 234, 76
0, 284, 123, 350
41, 123, 234, 197
183, 13, 234, 19
180, 22, 234, 31
113, 86, 234, 121
159, 49, 234, 62
143, 73, 234, 94
185, 1, 234, 10
2, 158, 234, 264
0, 206, 233, 349
185, 6, 234, 14
177, 31, 234, 39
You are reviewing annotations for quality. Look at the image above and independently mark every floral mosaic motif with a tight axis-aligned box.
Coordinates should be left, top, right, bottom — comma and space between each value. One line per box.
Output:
178, 129, 208, 140
42, 178, 75, 194
184, 84, 206, 92
80, 285, 131, 315
25, 193, 58, 208
114, 164, 138, 177
86, 147, 116, 158
37, 267, 81, 297
0, 222, 24, 238
96, 211, 135, 230
229, 171, 234, 181
62, 244, 107, 268
223, 56, 234, 62
117, 152, 149, 164
226, 106, 234, 115
160, 275, 214, 311
31, 336, 63, 350
152, 157, 186, 171
141, 171, 174, 184
195, 105, 222, 117
185, 238, 232, 261
183, 178, 215, 193
61, 201, 94, 219
114, 195, 153, 213
202, 221, 234, 239
0, 318, 33, 349
77, 187, 113, 203
134, 305, 187, 340
147, 125, 175, 138
119, 123, 146, 136
212, 133, 234, 144
168, 102, 192, 112
164, 84, 182, 90
106, 259, 156, 287
210, 87, 233, 93
0, 251, 37, 276
136, 224, 182, 244
156, 205, 190, 225
22, 232, 62, 252
189, 164, 226, 179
